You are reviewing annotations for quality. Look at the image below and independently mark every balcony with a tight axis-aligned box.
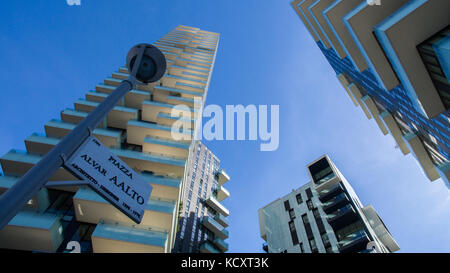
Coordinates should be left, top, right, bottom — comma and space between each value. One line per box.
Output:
60, 109, 106, 128
0, 210, 64, 252
214, 213, 229, 228
45, 119, 122, 149
362, 205, 400, 252
318, 182, 344, 203
74, 99, 138, 129
155, 44, 183, 55
336, 74, 359, 106
379, 111, 410, 155
327, 204, 358, 230
111, 71, 129, 80
361, 95, 388, 135
402, 132, 440, 181
308, 157, 340, 191
103, 76, 159, 93
215, 169, 230, 185
0, 175, 50, 212
139, 172, 181, 202
347, 84, 372, 120
91, 220, 168, 253
110, 147, 186, 178
126, 120, 192, 146
372, 0, 448, 118
321, 0, 369, 71
202, 216, 228, 240
142, 136, 190, 160
199, 241, 220, 253
141, 100, 196, 126
168, 64, 209, 78
322, 192, 350, 214
342, 0, 406, 91
73, 186, 175, 231
215, 185, 230, 202
205, 196, 229, 217
161, 74, 207, 90
174, 81, 205, 94
166, 95, 196, 109
0, 149, 77, 183
153, 85, 203, 101
314, 171, 336, 187
338, 229, 370, 253
179, 52, 213, 62
213, 238, 229, 252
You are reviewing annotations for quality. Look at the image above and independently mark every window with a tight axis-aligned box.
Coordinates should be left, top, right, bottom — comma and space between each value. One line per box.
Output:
288, 209, 295, 219
299, 243, 304, 253
326, 246, 333, 253
312, 208, 320, 218
321, 233, 330, 246
305, 188, 313, 199
307, 200, 314, 210
288, 220, 299, 245
309, 238, 318, 253
301, 214, 309, 225
296, 193, 303, 204
284, 200, 291, 211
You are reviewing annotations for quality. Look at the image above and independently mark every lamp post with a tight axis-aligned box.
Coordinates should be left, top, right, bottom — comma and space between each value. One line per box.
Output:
0, 43, 166, 230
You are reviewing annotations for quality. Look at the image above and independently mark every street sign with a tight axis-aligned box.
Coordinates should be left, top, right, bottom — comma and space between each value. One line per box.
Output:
64, 136, 152, 224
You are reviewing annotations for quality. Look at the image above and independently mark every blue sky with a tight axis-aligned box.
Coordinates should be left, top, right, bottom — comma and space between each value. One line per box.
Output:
0, 0, 449, 253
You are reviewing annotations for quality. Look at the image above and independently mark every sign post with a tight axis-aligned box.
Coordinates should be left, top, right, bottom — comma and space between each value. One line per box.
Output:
0, 43, 166, 230
65, 136, 152, 223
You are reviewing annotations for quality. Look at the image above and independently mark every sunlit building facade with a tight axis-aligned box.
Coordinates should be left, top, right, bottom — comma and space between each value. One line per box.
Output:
173, 141, 230, 253
0, 25, 223, 252
259, 155, 400, 253
291, 0, 450, 189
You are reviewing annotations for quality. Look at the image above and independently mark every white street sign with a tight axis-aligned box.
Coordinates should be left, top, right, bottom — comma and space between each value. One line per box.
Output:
64, 136, 152, 224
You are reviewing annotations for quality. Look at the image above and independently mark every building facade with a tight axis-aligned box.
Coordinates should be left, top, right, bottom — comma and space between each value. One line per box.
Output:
259, 155, 399, 253
291, 0, 450, 189
173, 141, 230, 253
0, 25, 224, 253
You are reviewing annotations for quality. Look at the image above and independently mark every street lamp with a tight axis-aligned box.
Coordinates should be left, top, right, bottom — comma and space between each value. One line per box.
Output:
0, 43, 166, 230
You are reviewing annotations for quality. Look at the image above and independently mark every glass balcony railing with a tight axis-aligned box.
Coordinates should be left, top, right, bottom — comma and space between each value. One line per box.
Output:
213, 238, 229, 252
315, 172, 336, 186
338, 229, 367, 249
358, 248, 374, 253
199, 241, 220, 253
202, 216, 228, 239
323, 193, 348, 211
327, 204, 353, 220
214, 213, 229, 227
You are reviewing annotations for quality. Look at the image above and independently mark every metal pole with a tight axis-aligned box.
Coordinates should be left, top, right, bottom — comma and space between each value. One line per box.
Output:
0, 76, 136, 230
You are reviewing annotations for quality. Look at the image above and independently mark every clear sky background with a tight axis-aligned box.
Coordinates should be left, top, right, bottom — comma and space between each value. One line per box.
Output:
0, 0, 448, 253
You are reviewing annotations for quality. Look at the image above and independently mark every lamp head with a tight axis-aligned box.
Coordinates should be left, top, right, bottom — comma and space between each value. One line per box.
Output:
126, 43, 166, 84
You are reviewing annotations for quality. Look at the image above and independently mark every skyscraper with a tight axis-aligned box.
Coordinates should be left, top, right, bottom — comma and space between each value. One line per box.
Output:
291, 0, 450, 188
173, 141, 230, 253
0, 25, 222, 253
259, 155, 399, 253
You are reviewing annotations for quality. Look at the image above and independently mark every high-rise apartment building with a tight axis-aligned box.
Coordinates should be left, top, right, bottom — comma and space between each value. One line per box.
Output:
291, 0, 450, 188
259, 155, 399, 253
0, 25, 224, 253
173, 141, 230, 253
